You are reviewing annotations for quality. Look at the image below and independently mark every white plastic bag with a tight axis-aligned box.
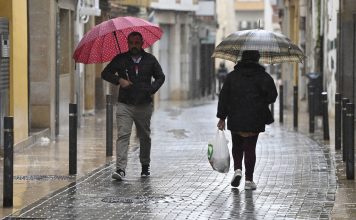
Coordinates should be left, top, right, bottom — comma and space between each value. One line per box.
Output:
208, 130, 230, 173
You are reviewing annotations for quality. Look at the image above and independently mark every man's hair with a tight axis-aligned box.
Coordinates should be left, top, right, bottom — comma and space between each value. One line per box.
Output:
128, 31, 143, 41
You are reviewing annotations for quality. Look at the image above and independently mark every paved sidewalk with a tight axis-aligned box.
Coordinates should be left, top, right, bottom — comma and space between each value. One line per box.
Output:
278, 101, 356, 220
1, 100, 346, 219
0, 109, 115, 218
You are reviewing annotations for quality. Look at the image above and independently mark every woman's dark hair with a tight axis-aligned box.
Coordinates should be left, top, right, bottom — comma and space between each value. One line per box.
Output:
241, 50, 260, 62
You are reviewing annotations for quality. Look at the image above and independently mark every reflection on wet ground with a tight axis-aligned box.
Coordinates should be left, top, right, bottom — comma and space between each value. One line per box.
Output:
2, 100, 339, 219
167, 129, 189, 138
0, 109, 114, 218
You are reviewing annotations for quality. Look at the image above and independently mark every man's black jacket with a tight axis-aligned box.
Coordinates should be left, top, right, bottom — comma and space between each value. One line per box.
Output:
101, 51, 165, 105
217, 61, 277, 132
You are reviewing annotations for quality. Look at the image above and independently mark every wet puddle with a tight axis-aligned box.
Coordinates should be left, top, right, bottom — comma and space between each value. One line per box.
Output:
101, 195, 191, 204
14, 175, 75, 181
167, 129, 189, 138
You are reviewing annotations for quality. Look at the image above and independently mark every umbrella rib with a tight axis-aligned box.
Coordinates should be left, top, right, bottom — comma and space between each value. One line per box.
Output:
86, 40, 96, 63
113, 31, 122, 54
74, 17, 163, 63
126, 26, 150, 46
79, 41, 90, 63
117, 28, 135, 51
123, 17, 146, 35
85, 37, 101, 63
100, 33, 106, 62
123, 17, 135, 27
233, 31, 254, 63
141, 26, 162, 44
125, 25, 161, 46
127, 26, 137, 36
123, 17, 160, 38
88, 31, 106, 63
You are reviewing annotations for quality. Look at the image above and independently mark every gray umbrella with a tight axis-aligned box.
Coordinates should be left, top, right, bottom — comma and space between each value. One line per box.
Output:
212, 29, 305, 64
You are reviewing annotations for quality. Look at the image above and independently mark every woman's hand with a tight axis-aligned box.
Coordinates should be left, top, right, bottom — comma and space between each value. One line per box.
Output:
217, 119, 225, 130
119, 78, 133, 88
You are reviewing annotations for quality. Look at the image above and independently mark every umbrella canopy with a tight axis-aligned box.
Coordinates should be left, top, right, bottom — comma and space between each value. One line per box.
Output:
73, 16, 163, 64
212, 29, 305, 64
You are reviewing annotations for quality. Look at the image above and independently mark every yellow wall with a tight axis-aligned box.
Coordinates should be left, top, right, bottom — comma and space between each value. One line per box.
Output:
0, 0, 28, 143
115, 0, 151, 7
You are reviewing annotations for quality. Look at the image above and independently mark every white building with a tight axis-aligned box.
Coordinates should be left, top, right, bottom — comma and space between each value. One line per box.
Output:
323, 0, 338, 114
215, 0, 237, 72
150, 0, 216, 100
303, 0, 339, 114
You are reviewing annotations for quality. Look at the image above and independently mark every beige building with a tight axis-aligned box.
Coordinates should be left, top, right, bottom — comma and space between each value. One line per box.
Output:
215, 0, 237, 72
150, 0, 216, 100
235, 0, 265, 30
28, 0, 101, 139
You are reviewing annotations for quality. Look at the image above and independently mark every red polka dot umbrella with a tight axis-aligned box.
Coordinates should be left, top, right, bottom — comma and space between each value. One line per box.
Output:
73, 16, 163, 64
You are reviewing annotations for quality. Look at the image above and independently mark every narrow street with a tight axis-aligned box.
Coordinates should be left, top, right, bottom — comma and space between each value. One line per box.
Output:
1, 1, 355, 219
5, 100, 336, 219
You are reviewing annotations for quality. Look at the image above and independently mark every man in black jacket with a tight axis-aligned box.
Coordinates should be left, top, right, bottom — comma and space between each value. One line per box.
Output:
217, 50, 277, 190
102, 31, 165, 180
217, 62, 228, 91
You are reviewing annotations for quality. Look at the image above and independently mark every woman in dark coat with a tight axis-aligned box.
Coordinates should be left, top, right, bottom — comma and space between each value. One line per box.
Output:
216, 50, 277, 190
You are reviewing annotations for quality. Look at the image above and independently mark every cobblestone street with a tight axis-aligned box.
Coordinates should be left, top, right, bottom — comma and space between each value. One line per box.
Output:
3, 100, 339, 219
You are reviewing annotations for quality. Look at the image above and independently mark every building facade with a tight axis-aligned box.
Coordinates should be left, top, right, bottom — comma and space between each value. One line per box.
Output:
235, 0, 265, 30
0, 0, 217, 149
338, 0, 356, 108
0, 0, 101, 148
28, 0, 101, 137
215, 0, 237, 72
0, 0, 28, 146
277, 0, 356, 120
150, 0, 216, 100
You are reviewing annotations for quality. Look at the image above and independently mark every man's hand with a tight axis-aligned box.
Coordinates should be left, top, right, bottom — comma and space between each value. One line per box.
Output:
217, 119, 225, 130
119, 78, 133, 88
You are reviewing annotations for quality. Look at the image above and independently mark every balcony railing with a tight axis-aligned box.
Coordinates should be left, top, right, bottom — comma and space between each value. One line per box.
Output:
150, 0, 199, 12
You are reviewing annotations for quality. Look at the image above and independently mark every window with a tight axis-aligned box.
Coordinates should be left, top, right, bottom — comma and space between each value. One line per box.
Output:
246, 21, 251, 29
239, 20, 248, 30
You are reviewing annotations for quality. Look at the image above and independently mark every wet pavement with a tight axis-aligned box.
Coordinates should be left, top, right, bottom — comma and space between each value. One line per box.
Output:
0, 99, 355, 219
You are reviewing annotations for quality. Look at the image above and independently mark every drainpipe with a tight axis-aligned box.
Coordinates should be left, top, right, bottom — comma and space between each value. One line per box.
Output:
74, 0, 89, 128
337, 0, 342, 92
74, 0, 101, 127
74, 15, 82, 128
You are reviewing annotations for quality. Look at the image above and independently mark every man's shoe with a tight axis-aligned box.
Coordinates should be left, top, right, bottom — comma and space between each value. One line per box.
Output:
244, 181, 257, 190
112, 169, 125, 181
141, 164, 150, 177
231, 169, 242, 187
